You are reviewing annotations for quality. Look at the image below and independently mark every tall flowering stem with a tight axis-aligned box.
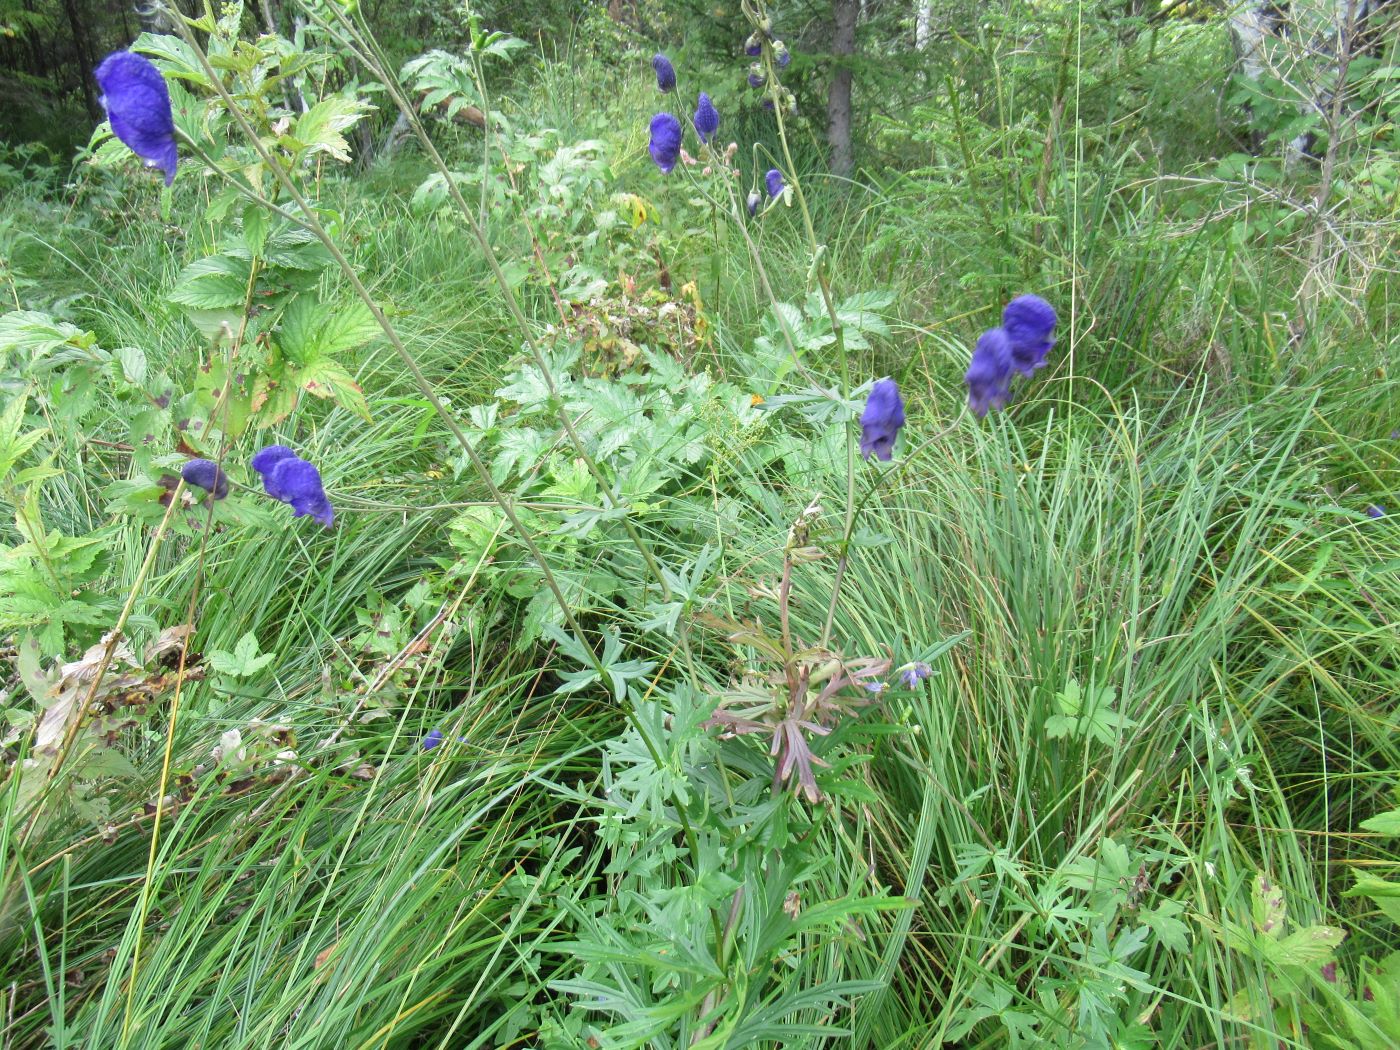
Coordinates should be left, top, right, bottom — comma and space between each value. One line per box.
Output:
738, 0, 862, 648
300, 2, 676, 608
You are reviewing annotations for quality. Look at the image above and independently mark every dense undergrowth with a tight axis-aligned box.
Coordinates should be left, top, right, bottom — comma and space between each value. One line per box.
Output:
1, 1, 1398, 1048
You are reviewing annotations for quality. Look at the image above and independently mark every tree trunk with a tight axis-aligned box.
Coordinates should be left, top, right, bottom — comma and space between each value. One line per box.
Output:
915, 0, 932, 50
60, 0, 99, 119
828, 0, 858, 178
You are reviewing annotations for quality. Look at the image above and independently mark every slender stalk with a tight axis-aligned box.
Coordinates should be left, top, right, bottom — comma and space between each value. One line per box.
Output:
303, 1, 672, 602
820, 416, 962, 643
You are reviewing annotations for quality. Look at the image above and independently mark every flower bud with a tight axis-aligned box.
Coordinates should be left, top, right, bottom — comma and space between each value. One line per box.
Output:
748, 64, 766, 88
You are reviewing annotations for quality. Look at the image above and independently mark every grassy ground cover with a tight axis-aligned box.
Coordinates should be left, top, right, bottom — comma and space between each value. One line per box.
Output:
1, 3, 1398, 1048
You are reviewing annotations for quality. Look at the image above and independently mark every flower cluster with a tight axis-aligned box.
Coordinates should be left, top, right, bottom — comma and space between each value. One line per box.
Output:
965, 294, 1058, 418
646, 51, 727, 173
899, 662, 933, 689
94, 50, 178, 186
852, 294, 1055, 465
742, 17, 793, 110
251, 445, 334, 528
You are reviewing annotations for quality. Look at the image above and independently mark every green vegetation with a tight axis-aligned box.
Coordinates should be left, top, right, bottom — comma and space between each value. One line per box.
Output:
1, 1, 1398, 1048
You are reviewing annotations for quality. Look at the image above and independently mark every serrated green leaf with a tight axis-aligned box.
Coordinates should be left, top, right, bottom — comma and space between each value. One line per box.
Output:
297, 359, 371, 422
0, 311, 93, 361
287, 97, 373, 164
278, 296, 379, 365
207, 631, 276, 678
113, 345, 147, 387
0, 394, 47, 480
1361, 808, 1400, 836
133, 31, 216, 88
1266, 925, 1345, 968
168, 254, 254, 311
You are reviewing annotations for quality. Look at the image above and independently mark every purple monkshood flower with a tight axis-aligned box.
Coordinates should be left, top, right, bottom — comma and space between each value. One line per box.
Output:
1366, 505, 1386, 518
251, 445, 334, 528
766, 168, 785, 198
693, 92, 720, 144
745, 33, 762, 57
422, 728, 444, 750
181, 459, 229, 500
899, 662, 933, 689
649, 112, 683, 174
774, 42, 791, 68
250, 444, 297, 478
860, 378, 906, 462
747, 191, 760, 216
1003, 294, 1057, 376
966, 328, 1014, 418
652, 54, 676, 92
94, 51, 178, 186
748, 69, 766, 89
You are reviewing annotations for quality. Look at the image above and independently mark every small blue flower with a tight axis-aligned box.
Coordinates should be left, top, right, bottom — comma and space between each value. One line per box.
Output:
860, 378, 906, 461
966, 328, 1014, 418
272, 459, 334, 527
1367, 505, 1386, 518
748, 67, 766, 89
899, 662, 932, 689
774, 42, 792, 68
864, 680, 889, 696
747, 190, 760, 216
652, 54, 676, 92
766, 168, 785, 198
251, 445, 334, 528
422, 728, 444, 750
181, 458, 228, 499
250, 444, 297, 477
693, 92, 720, 144
94, 51, 178, 186
1002, 294, 1057, 376
745, 33, 762, 56
649, 112, 683, 174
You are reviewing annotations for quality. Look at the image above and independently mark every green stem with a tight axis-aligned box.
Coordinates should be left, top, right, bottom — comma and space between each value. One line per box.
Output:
306, 2, 673, 603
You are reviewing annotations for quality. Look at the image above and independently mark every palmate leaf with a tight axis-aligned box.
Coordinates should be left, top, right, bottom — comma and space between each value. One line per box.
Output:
285, 96, 373, 164
133, 30, 216, 88
0, 311, 95, 362
277, 296, 379, 366
207, 632, 275, 678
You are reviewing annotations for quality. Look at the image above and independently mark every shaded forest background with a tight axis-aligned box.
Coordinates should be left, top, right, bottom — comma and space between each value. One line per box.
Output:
1, 0, 1230, 175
